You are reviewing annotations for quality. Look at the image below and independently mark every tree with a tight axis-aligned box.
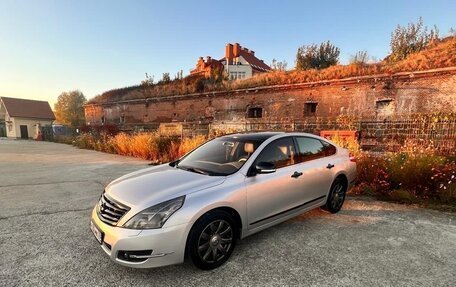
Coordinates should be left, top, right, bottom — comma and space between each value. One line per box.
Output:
54, 90, 87, 127
271, 59, 288, 71
295, 41, 340, 70
389, 17, 439, 62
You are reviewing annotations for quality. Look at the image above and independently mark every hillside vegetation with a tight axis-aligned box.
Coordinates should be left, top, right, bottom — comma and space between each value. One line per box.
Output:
88, 36, 456, 104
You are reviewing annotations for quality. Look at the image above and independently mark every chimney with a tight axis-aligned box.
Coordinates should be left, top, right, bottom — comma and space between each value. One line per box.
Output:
233, 43, 241, 57
225, 43, 233, 65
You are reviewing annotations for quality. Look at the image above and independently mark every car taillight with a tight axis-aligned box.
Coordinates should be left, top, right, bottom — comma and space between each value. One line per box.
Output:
349, 152, 356, 162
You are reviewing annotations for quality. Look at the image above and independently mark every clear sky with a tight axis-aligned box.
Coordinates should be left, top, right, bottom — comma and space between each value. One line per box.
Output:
1, 0, 455, 108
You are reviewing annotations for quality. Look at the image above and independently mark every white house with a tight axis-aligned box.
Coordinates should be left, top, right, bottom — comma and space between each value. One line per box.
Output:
190, 43, 271, 80
0, 97, 55, 139
220, 43, 271, 80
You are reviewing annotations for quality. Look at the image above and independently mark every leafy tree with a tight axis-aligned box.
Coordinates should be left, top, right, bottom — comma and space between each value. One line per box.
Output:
271, 59, 288, 71
389, 17, 439, 62
295, 41, 340, 70
54, 90, 87, 127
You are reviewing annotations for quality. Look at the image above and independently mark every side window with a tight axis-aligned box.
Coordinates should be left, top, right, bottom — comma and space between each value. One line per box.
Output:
255, 137, 296, 169
295, 137, 325, 162
321, 141, 337, 156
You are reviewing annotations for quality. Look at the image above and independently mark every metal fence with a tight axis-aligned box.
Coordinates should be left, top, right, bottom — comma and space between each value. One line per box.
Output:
207, 114, 456, 155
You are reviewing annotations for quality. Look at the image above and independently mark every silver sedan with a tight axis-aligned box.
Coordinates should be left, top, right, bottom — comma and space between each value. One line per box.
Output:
90, 132, 357, 269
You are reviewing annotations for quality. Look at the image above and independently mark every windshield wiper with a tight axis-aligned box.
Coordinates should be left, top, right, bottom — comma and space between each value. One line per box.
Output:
176, 165, 209, 175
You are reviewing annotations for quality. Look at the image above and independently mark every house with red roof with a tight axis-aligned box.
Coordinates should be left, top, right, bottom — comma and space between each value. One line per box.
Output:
0, 97, 55, 139
190, 43, 271, 80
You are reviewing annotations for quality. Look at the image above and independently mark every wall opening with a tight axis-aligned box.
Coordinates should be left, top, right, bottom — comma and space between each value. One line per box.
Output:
247, 107, 263, 118
304, 102, 318, 116
376, 99, 394, 116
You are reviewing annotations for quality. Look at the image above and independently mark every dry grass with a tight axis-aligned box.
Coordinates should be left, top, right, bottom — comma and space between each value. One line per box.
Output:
74, 132, 207, 163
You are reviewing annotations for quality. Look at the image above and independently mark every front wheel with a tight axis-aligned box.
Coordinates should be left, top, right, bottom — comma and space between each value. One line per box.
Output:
187, 210, 236, 270
322, 177, 347, 213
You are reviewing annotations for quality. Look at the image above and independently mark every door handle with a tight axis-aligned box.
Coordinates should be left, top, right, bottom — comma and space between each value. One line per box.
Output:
326, 164, 335, 169
291, 171, 303, 178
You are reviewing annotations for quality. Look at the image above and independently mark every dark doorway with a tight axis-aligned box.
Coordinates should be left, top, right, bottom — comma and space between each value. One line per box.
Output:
20, 125, 28, 139
304, 102, 318, 116
0, 123, 5, 137
247, 107, 263, 118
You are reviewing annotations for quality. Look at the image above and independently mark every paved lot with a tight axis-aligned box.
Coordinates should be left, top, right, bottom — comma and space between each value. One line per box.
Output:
1, 140, 455, 286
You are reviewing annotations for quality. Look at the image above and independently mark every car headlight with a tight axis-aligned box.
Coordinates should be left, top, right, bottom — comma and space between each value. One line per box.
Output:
123, 196, 185, 229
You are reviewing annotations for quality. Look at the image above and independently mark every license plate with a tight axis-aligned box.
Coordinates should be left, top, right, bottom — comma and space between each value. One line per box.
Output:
90, 220, 104, 244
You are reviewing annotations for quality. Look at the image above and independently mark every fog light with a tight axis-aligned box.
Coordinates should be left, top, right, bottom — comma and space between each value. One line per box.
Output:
117, 250, 153, 262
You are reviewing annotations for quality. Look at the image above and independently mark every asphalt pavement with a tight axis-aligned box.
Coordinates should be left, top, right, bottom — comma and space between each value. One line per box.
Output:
1, 140, 455, 286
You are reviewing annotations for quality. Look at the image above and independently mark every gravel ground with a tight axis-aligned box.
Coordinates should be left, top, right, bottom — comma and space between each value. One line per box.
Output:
1, 140, 455, 287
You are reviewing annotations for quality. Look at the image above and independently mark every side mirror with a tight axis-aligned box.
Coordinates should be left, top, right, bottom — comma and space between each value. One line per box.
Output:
255, 162, 276, 174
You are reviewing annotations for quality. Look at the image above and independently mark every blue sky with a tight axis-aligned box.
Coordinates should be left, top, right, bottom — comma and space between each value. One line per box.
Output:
1, 0, 455, 107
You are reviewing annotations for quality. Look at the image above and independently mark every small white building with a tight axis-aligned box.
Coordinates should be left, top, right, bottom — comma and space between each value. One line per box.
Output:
220, 43, 271, 80
0, 97, 55, 139
190, 43, 271, 80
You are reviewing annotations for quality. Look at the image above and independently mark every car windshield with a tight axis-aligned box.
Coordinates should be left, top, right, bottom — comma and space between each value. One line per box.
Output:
174, 137, 263, 176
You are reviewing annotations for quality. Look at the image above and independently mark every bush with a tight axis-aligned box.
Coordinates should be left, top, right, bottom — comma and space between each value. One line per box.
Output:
349, 51, 370, 65
354, 152, 456, 203
73, 132, 207, 163
295, 41, 340, 70
388, 17, 439, 63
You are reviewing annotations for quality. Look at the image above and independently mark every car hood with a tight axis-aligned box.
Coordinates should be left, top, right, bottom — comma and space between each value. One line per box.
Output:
105, 164, 225, 208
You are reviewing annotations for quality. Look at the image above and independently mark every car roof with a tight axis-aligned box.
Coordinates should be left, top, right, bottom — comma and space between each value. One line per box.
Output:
219, 132, 283, 141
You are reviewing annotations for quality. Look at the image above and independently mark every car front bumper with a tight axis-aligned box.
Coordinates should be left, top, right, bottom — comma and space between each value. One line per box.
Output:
90, 207, 189, 268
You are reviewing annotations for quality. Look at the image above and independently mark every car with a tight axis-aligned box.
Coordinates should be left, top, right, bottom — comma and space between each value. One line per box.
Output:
90, 132, 357, 270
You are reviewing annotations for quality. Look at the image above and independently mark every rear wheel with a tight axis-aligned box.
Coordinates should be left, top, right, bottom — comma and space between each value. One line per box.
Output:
322, 177, 347, 213
187, 210, 236, 270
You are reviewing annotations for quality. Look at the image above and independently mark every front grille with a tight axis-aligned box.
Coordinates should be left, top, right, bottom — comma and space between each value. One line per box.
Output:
97, 193, 130, 226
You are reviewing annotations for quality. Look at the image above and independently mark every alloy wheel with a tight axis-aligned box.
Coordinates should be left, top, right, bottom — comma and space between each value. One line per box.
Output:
197, 220, 233, 263
330, 182, 345, 210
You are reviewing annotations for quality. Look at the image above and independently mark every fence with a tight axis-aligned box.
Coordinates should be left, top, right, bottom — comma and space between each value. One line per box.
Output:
207, 114, 456, 155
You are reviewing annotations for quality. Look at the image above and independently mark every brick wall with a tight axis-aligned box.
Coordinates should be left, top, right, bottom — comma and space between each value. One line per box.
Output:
85, 68, 456, 126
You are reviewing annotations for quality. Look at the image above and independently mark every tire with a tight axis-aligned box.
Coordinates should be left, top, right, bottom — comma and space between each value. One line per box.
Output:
187, 210, 237, 270
322, 177, 347, 213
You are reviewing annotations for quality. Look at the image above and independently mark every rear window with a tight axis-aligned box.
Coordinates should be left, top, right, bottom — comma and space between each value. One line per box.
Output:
321, 141, 337, 156
294, 137, 325, 162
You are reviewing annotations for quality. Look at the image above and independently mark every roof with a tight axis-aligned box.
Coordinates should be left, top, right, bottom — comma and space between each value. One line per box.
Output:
0, 97, 55, 120
238, 50, 271, 72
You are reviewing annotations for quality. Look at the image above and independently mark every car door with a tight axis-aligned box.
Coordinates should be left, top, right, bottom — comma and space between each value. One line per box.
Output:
293, 136, 336, 200
245, 136, 305, 228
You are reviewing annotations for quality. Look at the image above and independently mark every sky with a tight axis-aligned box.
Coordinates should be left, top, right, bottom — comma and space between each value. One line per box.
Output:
0, 0, 455, 108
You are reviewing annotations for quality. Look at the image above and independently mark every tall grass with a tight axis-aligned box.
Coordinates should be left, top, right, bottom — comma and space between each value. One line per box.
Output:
74, 132, 207, 163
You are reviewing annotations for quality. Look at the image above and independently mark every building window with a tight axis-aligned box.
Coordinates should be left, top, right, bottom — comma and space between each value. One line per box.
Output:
304, 102, 318, 115
230, 71, 246, 80
101, 116, 105, 124
119, 116, 126, 124
247, 107, 262, 118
